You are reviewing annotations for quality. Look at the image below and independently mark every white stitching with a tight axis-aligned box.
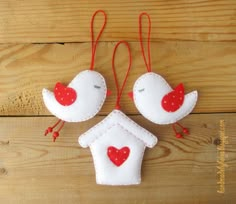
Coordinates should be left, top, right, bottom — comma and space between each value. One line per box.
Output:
79, 110, 157, 148
79, 110, 157, 185
90, 136, 145, 185
133, 72, 198, 124
43, 70, 107, 122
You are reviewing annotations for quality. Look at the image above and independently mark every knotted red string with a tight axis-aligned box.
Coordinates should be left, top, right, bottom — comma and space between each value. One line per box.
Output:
112, 41, 132, 110
139, 12, 152, 72
90, 10, 107, 70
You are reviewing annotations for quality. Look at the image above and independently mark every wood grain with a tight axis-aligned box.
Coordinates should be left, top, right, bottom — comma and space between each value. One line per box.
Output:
0, 1, 235, 203
0, 42, 235, 116
0, 0, 235, 43
0, 114, 235, 204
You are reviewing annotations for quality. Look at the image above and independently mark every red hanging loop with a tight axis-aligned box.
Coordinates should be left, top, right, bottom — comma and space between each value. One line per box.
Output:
112, 41, 132, 110
90, 10, 107, 70
139, 12, 152, 72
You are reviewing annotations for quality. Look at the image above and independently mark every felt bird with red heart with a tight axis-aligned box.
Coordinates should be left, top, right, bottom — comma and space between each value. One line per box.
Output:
129, 72, 198, 138
42, 70, 109, 141
42, 10, 108, 142
131, 73, 197, 125
128, 12, 198, 138
43, 70, 107, 122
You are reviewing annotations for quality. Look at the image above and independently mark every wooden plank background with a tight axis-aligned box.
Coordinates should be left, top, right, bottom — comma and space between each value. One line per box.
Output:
0, 0, 235, 203
0, 42, 236, 115
0, 0, 236, 42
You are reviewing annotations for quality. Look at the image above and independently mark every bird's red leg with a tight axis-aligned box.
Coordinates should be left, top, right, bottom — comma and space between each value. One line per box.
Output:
53, 121, 65, 142
172, 124, 183, 138
44, 119, 61, 136
176, 122, 189, 135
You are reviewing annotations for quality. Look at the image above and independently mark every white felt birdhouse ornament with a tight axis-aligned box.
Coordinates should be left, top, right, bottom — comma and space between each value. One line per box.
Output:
42, 10, 110, 141
129, 13, 198, 138
79, 41, 158, 185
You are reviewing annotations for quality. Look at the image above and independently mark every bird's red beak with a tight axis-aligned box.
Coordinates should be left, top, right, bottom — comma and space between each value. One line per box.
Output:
128, 91, 134, 101
106, 89, 112, 97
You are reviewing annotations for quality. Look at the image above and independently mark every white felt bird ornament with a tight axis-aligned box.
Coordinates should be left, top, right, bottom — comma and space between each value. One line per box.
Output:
42, 10, 110, 141
129, 13, 198, 138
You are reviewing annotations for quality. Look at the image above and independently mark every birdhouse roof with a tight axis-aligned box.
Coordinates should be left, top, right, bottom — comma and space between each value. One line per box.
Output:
78, 109, 158, 148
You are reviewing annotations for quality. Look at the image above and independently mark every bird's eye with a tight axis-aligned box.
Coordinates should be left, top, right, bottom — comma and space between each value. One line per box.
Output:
94, 85, 101, 89
138, 88, 145, 92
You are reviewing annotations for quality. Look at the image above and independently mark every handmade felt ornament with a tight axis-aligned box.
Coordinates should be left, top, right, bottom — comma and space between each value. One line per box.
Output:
128, 13, 198, 138
42, 10, 110, 141
79, 41, 158, 185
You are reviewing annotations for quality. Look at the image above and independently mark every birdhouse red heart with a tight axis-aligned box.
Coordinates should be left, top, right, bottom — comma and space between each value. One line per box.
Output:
161, 83, 185, 112
107, 146, 130, 167
54, 82, 77, 106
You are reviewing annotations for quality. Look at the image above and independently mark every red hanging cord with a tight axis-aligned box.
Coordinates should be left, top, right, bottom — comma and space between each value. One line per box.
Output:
90, 10, 107, 70
139, 12, 152, 72
112, 41, 132, 110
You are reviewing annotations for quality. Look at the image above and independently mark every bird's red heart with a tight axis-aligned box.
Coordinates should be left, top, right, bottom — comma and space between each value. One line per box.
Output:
107, 146, 130, 167
161, 83, 185, 112
54, 82, 77, 106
